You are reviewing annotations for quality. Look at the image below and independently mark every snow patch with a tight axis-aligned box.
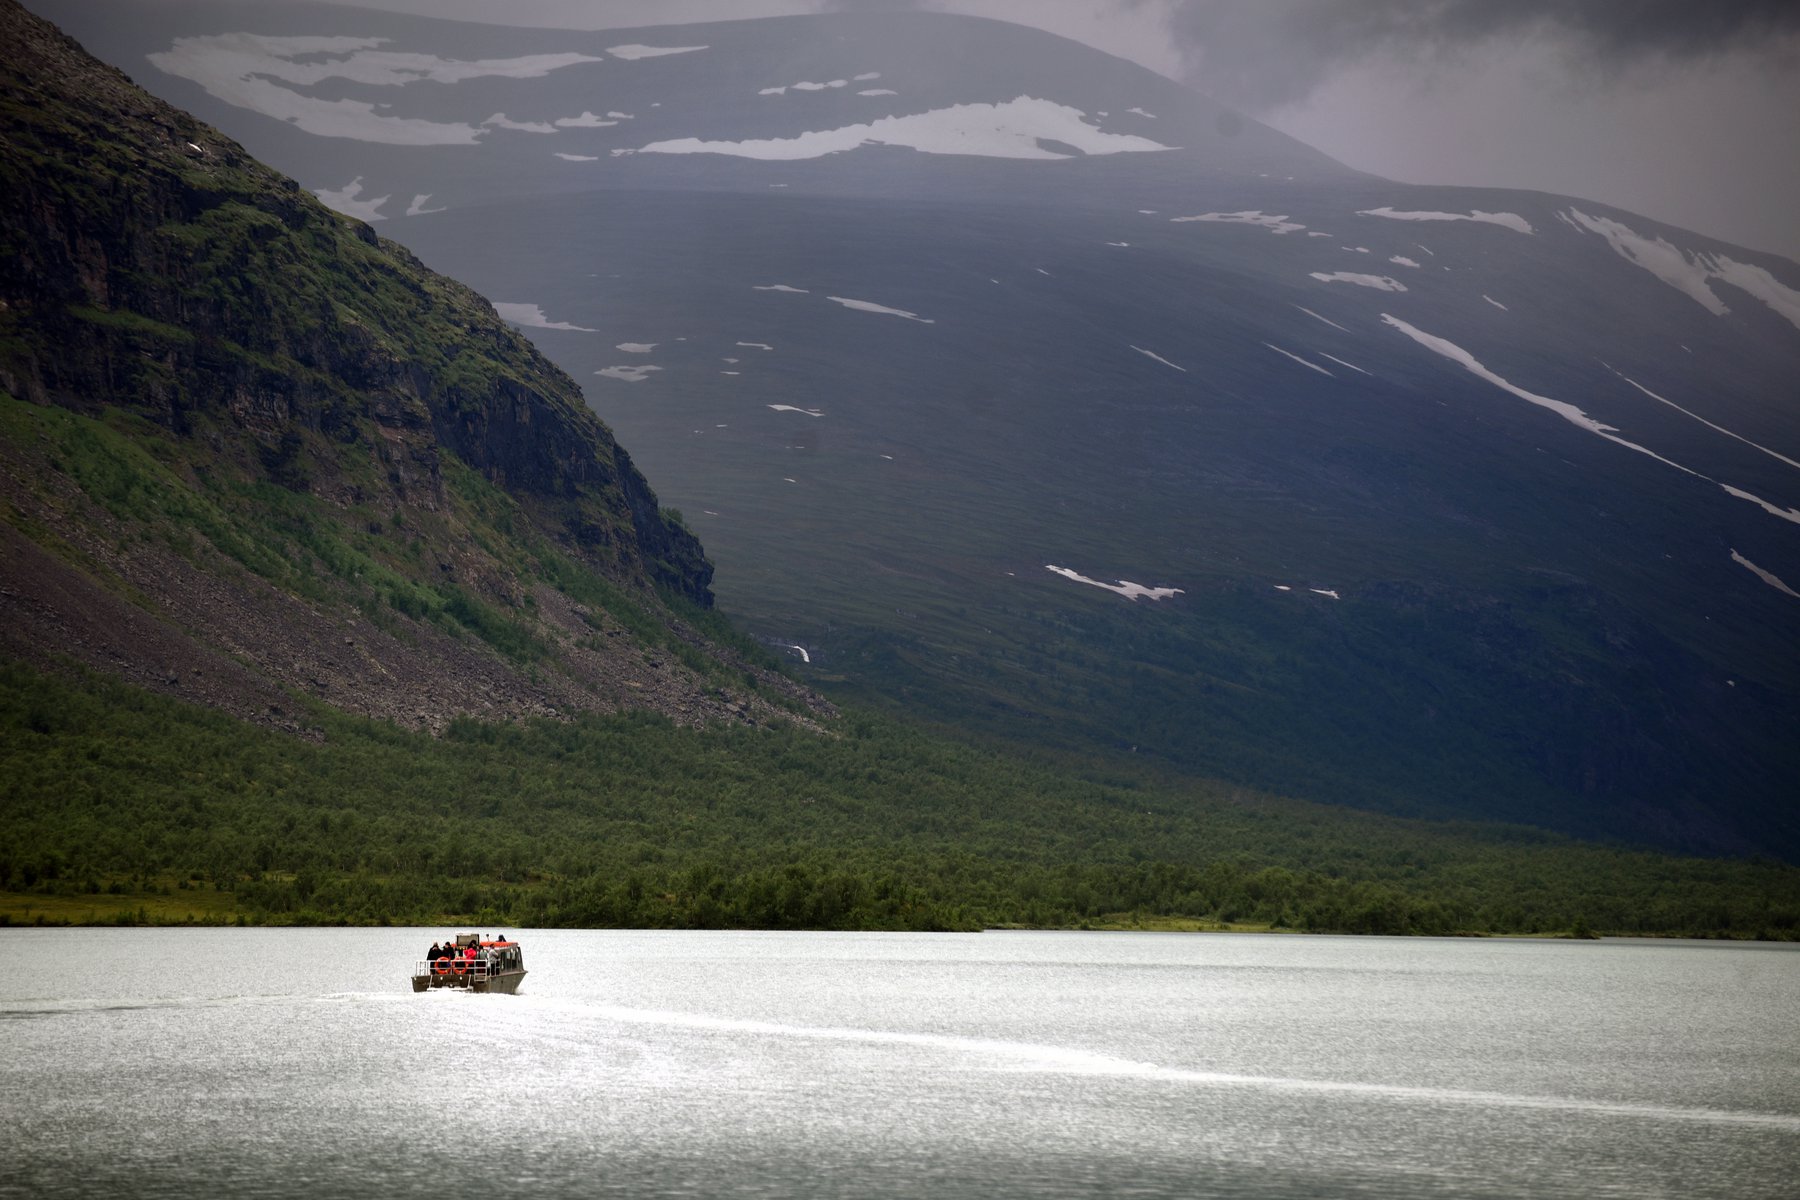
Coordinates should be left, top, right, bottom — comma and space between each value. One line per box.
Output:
1483, 295, 1509, 311
1710, 257, 1800, 331
615, 96, 1175, 161
859, 89, 898, 97
1294, 306, 1350, 333
737, 342, 775, 350
554, 111, 619, 128
1562, 208, 1727, 316
782, 644, 813, 663
1046, 565, 1183, 602
314, 177, 387, 220
614, 342, 657, 353
1310, 272, 1407, 292
1382, 315, 1800, 527
595, 364, 662, 382
768, 405, 824, 417
1171, 210, 1303, 234
1358, 206, 1534, 234
827, 296, 934, 323
854, 72, 881, 82
493, 303, 595, 332
607, 44, 707, 60
1565, 209, 1800, 330
764, 78, 848, 95
1131, 346, 1186, 373
553, 152, 599, 161
481, 112, 556, 134
1310, 589, 1341, 600
148, 34, 603, 145
1320, 353, 1372, 376
1609, 370, 1800, 472
1125, 107, 1157, 118
404, 193, 444, 216
753, 284, 810, 293
1731, 550, 1800, 599
1389, 255, 1420, 268
1264, 343, 1333, 377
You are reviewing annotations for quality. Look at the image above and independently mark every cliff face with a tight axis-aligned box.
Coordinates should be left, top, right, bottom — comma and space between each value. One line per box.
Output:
0, 0, 812, 733
0, 0, 708, 604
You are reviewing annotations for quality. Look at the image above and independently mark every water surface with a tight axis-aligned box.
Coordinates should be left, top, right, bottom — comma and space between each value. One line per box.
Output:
2, 929, 1795, 1197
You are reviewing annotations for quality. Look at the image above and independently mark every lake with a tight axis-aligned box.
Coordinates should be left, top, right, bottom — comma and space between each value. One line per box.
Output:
1, 929, 1795, 1198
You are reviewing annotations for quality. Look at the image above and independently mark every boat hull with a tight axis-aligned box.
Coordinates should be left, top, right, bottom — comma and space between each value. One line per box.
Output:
411, 969, 526, 994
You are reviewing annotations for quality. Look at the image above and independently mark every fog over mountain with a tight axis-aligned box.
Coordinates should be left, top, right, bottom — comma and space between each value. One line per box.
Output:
26, 0, 1800, 858
220, 0, 1800, 262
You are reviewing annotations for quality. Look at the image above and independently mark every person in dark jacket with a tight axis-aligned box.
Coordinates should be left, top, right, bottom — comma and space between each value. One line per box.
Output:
427, 941, 442, 962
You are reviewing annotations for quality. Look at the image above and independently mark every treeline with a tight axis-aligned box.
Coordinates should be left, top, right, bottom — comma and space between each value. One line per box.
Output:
4, 660, 1798, 938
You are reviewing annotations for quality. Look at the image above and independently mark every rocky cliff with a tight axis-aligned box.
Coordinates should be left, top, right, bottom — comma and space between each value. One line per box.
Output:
0, 0, 819, 732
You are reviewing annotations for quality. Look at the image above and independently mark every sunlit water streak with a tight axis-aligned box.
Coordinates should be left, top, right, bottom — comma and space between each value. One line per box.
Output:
2, 929, 1796, 1198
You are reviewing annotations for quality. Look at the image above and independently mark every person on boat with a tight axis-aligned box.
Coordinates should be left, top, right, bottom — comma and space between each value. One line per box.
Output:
427, 941, 442, 963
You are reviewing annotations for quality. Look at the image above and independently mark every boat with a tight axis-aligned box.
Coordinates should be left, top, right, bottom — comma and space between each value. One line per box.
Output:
412, 933, 527, 994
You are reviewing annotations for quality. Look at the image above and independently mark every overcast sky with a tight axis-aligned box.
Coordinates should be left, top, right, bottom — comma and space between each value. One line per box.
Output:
280, 0, 1800, 261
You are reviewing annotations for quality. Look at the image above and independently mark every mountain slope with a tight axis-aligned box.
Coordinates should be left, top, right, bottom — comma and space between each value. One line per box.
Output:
24, 1, 1800, 858
0, 0, 818, 732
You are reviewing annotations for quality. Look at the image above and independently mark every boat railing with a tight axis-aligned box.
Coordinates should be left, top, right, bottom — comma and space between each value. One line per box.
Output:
414, 958, 500, 980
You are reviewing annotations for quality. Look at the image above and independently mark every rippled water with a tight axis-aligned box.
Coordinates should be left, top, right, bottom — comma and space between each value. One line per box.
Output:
2, 929, 1796, 1198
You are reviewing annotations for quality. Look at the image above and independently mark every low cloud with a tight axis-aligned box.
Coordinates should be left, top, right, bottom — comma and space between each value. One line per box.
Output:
1159, 0, 1800, 110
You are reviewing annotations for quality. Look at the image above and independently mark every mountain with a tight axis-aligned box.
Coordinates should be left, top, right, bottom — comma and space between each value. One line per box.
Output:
25, 1, 1800, 859
0, 0, 821, 734
6, 0, 1800, 939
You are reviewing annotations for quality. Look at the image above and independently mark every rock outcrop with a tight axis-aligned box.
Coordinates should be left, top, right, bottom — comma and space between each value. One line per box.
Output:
0, 0, 819, 732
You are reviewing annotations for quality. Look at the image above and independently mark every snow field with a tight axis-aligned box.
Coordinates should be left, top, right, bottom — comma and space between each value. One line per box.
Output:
1310, 272, 1407, 292
1171, 211, 1304, 234
150, 34, 606, 145
1562, 209, 1800, 332
1045, 566, 1183, 602
1357, 207, 1534, 235
615, 97, 1175, 161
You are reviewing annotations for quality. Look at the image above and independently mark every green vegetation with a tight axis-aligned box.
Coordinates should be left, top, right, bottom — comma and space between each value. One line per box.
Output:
0, 391, 758, 694
5, 659, 1797, 938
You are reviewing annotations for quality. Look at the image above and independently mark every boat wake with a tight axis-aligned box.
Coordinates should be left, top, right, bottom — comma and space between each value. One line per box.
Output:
566, 1002, 1800, 1132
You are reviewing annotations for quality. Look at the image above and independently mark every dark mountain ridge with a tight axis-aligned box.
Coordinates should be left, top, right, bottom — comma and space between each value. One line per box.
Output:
15, 0, 1800, 860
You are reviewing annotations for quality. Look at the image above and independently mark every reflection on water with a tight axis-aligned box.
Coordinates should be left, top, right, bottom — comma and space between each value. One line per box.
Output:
1, 929, 1796, 1198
